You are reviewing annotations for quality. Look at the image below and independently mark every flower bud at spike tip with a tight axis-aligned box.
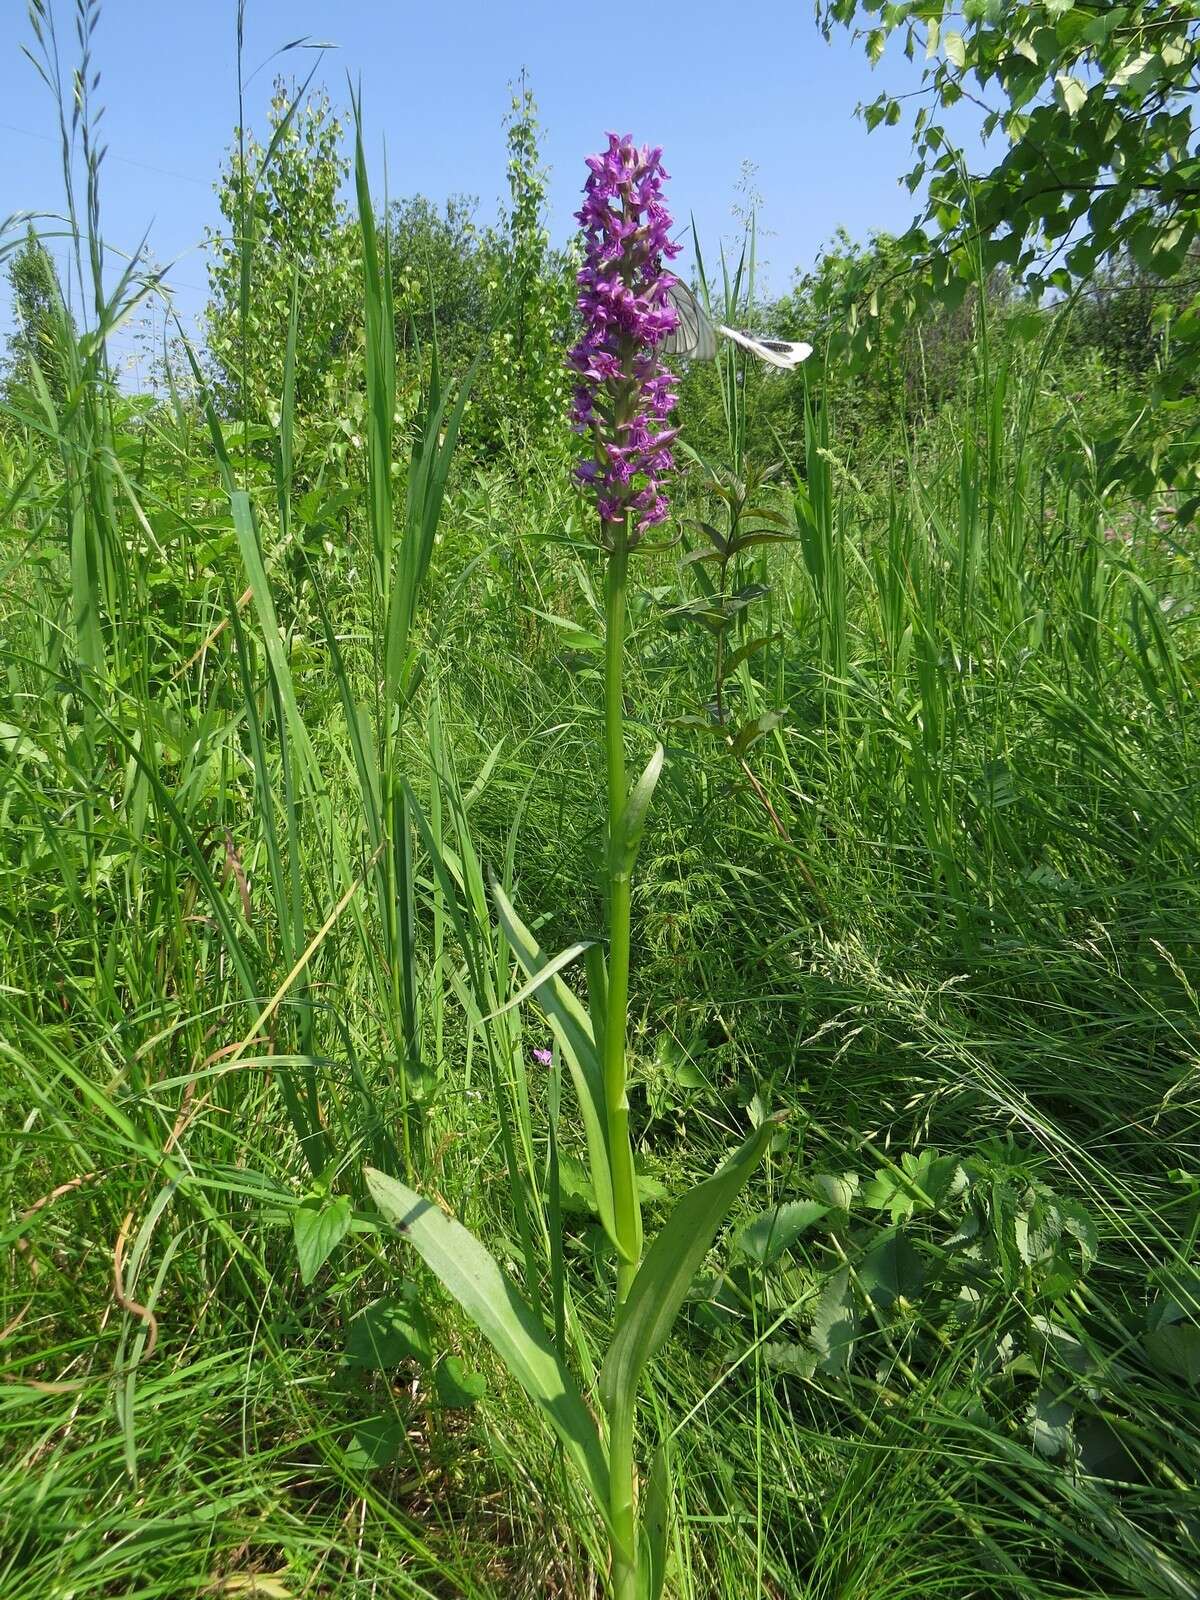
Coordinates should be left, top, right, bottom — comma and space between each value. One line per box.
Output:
567, 132, 680, 541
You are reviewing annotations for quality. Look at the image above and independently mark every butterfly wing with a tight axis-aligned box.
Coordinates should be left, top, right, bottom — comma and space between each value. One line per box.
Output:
663, 280, 717, 362
718, 324, 813, 370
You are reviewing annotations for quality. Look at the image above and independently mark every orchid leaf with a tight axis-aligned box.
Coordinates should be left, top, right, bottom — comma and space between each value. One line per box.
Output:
615, 744, 664, 877
488, 881, 617, 1247
637, 1441, 671, 1600
599, 1117, 780, 1452
366, 1167, 610, 1520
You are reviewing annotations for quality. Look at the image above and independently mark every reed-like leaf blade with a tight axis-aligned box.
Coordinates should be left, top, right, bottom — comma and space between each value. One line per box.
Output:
599, 1118, 780, 1428
489, 881, 617, 1247
365, 1167, 610, 1520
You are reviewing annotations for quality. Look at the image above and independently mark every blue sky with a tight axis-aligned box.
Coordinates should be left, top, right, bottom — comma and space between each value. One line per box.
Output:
1, 1, 985, 362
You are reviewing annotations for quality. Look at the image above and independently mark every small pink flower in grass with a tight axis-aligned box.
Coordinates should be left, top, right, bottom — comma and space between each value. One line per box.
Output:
533, 1048, 553, 1067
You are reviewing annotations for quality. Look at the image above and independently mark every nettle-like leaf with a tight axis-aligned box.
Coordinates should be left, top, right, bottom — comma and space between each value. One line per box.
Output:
293, 1191, 352, 1286
1029, 1315, 1097, 1379
1144, 1324, 1200, 1386
1028, 1387, 1075, 1460
1014, 1187, 1098, 1277
810, 1267, 858, 1375
862, 1150, 963, 1222
762, 1340, 819, 1379
857, 1229, 926, 1310
735, 1200, 829, 1266
813, 1170, 860, 1218
434, 1355, 487, 1408
344, 1289, 433, 1370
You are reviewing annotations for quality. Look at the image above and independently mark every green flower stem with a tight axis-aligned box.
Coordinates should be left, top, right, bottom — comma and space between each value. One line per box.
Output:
608, 1402, 638, 1600
603, 518, 643, 1307
603, 515, 643, 1597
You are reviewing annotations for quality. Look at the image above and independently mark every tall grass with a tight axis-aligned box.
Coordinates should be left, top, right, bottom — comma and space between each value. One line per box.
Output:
3, 10, 1200, 1599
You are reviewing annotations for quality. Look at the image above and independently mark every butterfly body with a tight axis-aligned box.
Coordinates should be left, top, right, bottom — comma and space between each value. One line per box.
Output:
662, 281, 812, 370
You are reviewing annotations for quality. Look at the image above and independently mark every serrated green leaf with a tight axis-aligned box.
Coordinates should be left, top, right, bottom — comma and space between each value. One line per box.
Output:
434, 1355, 487, 1408
1028, 1387, 1074, 1459
943, 29, 966, 68
735, 1200, 829, 1265
1144, 1324, 1200, 1385
810, 1268, 858, 1374
1059, 1198, 1098, 1268
344, 1290, 433, 1369
858, 1230, 926, 1308
1055, 71, 1086, 115
293, 1193, 352, 1286
813, 1171, 860, 1214
762, 1340, 818, 1377
1110, 49, 1153, 88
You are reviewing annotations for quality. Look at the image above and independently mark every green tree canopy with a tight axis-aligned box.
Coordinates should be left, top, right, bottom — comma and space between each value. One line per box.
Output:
204, 80, 360, 424
2, 226, 74, 410
819, 0, 1200, 507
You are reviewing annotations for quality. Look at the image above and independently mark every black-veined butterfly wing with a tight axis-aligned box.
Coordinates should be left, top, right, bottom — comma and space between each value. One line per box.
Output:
663, 280, 717, 361
719, 325, 813, 370
662, 281, 811, 368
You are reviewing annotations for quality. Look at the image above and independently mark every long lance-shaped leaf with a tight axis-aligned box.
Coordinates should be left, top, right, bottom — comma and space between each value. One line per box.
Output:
365, 1168, 610, 1522
614, 743, 664, 879
489, 880, 617, 1249
402, 782, 545, 1309
386, 330, 488, 708
599, 1116, 781, 1430
481, 940, 596, 1023
638, 1442, 671, 1600
351, 84, 395, 602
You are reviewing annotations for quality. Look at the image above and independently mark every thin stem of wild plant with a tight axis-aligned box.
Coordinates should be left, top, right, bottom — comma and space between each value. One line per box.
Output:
603, 516, 642, 1313
602, 510, 641, 1600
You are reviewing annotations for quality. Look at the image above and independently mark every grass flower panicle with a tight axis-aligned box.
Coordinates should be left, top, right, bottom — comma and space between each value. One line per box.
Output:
568, 133, 681, 539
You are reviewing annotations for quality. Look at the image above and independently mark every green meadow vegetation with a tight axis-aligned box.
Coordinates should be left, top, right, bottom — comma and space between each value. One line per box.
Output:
3, 1, 1200, 1596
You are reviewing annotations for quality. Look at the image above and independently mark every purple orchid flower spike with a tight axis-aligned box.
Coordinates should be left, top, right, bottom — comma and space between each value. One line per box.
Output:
532, 1047, 553, 1067
567, 133, 681, 543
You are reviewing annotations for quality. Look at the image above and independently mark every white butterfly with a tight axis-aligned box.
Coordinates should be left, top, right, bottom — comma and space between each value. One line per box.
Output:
662, 280, 813, 370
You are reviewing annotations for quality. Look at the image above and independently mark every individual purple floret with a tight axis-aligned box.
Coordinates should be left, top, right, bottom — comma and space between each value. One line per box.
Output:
567, 133, 681, 541
532, 1048, 553, 1067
